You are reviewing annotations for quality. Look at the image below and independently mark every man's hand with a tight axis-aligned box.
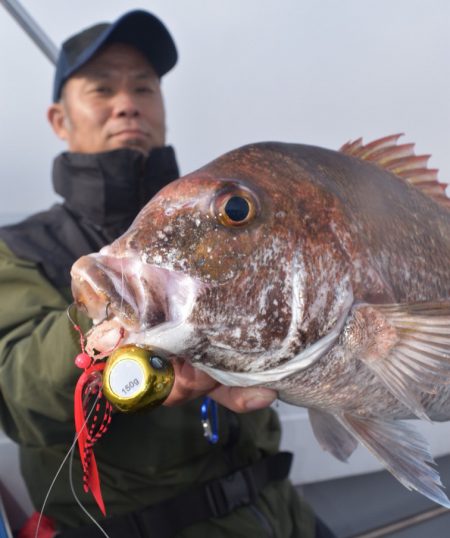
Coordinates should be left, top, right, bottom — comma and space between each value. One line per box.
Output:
164, 359, 277, 413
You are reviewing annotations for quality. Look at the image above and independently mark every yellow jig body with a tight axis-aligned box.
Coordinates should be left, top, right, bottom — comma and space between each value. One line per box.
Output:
102, 345, 174, 412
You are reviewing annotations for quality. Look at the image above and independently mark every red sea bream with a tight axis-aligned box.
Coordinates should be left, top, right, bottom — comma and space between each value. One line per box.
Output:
71, 135, 450, 507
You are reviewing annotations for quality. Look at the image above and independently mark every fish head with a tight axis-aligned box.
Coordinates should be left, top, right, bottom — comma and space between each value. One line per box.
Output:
71, 143, 354, 373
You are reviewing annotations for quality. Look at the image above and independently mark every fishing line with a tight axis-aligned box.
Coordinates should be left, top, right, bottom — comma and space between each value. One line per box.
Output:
119, 256, 125, 317
34, 391, 103, 538
69, 436, 111, 538
66, 302, 79, 328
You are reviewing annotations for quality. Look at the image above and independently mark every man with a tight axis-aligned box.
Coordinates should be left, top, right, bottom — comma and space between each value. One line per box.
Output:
0, 10, 331, 538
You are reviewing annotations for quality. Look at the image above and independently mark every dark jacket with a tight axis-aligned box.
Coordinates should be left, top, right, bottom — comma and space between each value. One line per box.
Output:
0, 148, 315, 536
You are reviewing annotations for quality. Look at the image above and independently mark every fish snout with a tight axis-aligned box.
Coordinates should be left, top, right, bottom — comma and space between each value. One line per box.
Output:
70, 254, 142, 330
71, 253, 203, 357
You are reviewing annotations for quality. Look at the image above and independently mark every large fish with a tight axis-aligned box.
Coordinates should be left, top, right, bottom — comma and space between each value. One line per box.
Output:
71, 134, 450, 507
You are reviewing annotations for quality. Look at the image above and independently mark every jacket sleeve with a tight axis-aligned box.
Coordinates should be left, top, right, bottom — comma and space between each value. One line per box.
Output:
0, 241, 91, 446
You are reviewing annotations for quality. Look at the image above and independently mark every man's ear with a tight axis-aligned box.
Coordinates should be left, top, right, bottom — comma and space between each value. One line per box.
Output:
47, 102, 69, 141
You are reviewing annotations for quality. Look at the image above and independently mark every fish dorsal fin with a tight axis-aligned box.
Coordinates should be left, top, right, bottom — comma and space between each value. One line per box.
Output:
340, 134, 450, 209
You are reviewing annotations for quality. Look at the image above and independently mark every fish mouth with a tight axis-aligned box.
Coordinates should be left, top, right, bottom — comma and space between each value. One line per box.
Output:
71, 254, 201, 354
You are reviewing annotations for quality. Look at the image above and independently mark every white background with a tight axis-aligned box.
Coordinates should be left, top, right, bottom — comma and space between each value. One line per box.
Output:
1, 0, 450, 507
0, 0, 449, 219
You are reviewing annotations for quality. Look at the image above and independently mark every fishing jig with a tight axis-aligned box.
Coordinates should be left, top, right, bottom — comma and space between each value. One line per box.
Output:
68, 305, 219, 517
69, 308, 175, 514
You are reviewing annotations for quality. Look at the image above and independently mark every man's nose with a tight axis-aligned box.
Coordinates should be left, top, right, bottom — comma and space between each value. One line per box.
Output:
112, 91, 141, 118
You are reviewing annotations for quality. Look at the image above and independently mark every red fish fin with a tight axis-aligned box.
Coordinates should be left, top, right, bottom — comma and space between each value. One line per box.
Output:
340, 414, 450, 508
308, 408, 358, 462
340, 134, 450, 210
346, 302, 450, 421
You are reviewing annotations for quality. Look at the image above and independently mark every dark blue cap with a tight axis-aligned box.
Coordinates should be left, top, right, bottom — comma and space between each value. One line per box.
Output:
53, 10, 177, 102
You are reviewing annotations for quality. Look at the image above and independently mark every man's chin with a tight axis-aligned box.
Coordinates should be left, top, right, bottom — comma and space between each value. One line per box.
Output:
114, 139, 151, 155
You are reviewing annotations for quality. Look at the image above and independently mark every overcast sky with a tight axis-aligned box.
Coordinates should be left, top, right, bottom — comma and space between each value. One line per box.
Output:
0, 0, 449, 219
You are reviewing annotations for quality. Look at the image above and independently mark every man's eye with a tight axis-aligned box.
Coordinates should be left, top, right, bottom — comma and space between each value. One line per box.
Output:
94, 86, 112, 95
136, 86, 154, 94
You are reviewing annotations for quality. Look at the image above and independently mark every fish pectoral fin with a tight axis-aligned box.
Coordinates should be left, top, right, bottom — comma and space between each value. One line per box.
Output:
308, 408, 358, 462
346, 302, 450, 421
341, 413, 450, 508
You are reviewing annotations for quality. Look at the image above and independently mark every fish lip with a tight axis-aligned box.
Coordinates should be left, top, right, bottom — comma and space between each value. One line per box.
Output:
71, 256, 141, 329
101, 262, 200, 329
73, 255, 203, 352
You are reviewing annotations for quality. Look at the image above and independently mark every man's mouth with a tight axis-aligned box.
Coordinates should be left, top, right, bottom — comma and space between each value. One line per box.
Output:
112, 130, 149, 141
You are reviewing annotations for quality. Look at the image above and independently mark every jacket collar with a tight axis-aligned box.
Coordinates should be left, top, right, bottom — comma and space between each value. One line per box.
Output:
52, 146, 179, 229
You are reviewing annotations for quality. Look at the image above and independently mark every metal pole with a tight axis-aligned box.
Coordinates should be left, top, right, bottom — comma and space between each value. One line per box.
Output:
0, 0, 58, 64
348, 505, 449, 538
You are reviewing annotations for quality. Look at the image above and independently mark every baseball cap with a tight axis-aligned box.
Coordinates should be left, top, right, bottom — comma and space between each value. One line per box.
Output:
53, 10, 177, 101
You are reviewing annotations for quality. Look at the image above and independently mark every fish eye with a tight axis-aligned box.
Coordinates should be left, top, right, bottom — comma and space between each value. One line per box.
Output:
215, 188, 258, 227
224, 196, 250, 221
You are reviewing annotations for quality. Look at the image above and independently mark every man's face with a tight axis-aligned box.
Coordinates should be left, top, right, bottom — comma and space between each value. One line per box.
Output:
48, 43, 166, 155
